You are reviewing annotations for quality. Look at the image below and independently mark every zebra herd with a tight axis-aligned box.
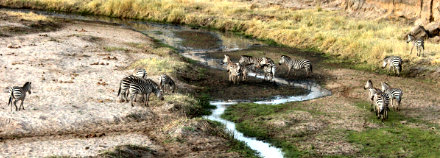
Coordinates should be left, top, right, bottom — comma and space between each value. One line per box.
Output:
117, 68, 176, 107
7, 68, 176, 111
364, 80, 403, 121
222, 54, 313, 84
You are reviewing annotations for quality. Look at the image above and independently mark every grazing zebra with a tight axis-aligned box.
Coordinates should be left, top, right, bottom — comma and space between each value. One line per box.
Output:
373, 92, 390, 122
278, 55, 312, 76
407, 34, 424, 57
363, 80, 381, 111
127, 78, 164, 107
159, 74, 176, 93
239, 55, 264, 77
223, 55, 242, 84
381, 82, 403, 111
382, 56, 402, 76
8, 82, 32, 111
118, 75, 144, 102
133, 68, 147, 79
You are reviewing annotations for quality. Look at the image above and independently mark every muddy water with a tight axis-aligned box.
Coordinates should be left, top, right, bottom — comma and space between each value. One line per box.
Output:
5, 9, 331, 158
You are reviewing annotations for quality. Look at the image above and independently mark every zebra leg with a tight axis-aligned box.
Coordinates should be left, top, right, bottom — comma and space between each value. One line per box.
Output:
146, 93, 150, 106
286, 67, 291, 77
20, 100, 24, 110
13, 100, 19, 111
130, 94, 135, 107
410, 44, 414, 54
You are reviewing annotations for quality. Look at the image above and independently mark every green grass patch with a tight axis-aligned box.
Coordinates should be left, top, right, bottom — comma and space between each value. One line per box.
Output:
221, 103, 316, 157
103, 46, 129, 52
349, 101, 440, 157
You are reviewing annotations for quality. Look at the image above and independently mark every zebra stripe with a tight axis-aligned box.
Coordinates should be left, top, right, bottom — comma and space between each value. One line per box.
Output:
8, 82, 32, 111
279, 55, 312, 76
381, 82, 403, 111
133, 68, 147, 79
118, 75, 143, 102
382, 56, 402, 76
373, 92, 390, 121
364, 80, 382, 111
128, 78, 163, 107
159, 74, 176, 93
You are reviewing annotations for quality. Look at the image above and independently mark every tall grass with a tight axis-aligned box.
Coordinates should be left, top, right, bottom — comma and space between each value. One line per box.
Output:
1, 0, 440, 67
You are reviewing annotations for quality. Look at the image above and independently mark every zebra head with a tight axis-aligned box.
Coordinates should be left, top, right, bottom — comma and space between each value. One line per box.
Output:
381, 82, 390, 92
156, 89, 164, 101
23, 82, 32, 94
134, 68, 147, 79
407, 34, 414, 43
223, 55, 231, 65
382, 57, 389, 68
279, 55, 287, 65
364, 80, 373, 90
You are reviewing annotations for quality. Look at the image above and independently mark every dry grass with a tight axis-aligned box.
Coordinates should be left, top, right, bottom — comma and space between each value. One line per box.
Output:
2, 10, 52, 21
1, 0, 439, 67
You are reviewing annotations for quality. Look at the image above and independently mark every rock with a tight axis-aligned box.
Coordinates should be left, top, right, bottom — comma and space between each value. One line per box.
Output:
425, 22, 440, 37
409, 25, 429, 39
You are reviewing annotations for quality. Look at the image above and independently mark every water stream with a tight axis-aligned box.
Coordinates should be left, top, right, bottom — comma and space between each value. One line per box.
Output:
3, 9, 331, 158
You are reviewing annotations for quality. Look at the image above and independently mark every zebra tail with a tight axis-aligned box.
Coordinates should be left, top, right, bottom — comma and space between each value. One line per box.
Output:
117, 81, 122, 96
8, 89, 13, 106
310, 64, 313, 73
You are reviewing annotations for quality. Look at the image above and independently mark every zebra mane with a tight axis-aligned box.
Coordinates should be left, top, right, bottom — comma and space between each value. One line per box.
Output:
281, 55, 291, 60
23, 82, 31, 90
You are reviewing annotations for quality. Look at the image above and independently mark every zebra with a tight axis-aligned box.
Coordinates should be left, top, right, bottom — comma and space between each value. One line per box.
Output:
278, 55, 312, 76
127, 78, 164, 107
407, 34, 424, 57
117, 75, 144, 102
373, 92, 390, 122
159, 74, 176, 93
223, 55, 242, 84
262, 63, 276, 81
381, 56, 402, 76
381, 82, 403, 111
8, 82, 32, 111
239, 55, 264, 77
363, 80, 382, 112
133, 68, 147, 79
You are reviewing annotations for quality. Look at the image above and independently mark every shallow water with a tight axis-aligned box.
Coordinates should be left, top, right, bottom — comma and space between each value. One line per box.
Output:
4, 8, 331, 158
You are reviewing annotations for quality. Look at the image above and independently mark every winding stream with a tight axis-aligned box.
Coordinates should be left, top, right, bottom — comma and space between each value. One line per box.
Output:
3, 9, 331, 158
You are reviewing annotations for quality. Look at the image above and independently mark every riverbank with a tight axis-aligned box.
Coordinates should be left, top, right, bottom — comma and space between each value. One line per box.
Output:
1, 0, 440, 81
0, 10, 258, 157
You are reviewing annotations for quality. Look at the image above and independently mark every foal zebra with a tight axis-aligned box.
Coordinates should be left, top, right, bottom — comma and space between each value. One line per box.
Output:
262, 63, 276, 81
278, 55, 312, 76
381, 82, 403, 111
8, 82, 32, 111
407, 34, 424, 57
363, 80, 381, 112
159, 74, 176, 93
224, 55, 242, 84
373, 92, 390, 122
382, 56, 402, 76
127, 78, 164, 107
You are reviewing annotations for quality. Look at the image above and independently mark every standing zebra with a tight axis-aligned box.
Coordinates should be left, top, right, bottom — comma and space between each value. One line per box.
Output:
133, 68, 147, 79
381, 82, 403, 111
373, 92, 390, 122
407, 34, 424, 57
223, 55, 242, 84
278, 55, 312, 76
363, 80, 381, 112
127, 78, 164, 107
159, 74, 176, 93
381, 56, 402, 76
118, 75, 144, 102
8, 82, 32, 111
